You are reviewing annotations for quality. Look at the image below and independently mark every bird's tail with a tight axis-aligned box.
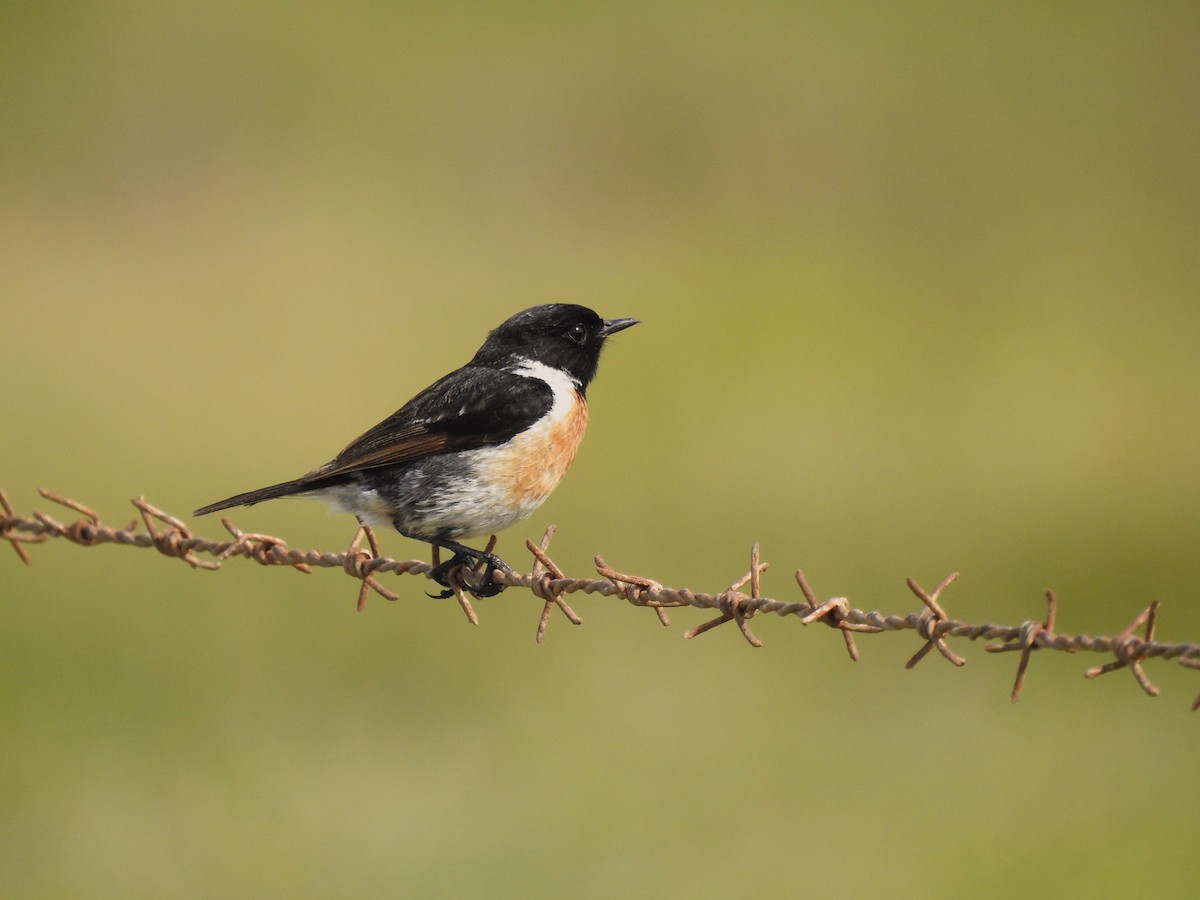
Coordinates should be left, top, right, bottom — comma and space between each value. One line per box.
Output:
193, 479, 310, 516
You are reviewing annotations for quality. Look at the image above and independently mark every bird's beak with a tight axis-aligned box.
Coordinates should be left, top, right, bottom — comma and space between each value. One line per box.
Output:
600, 317, 639, 336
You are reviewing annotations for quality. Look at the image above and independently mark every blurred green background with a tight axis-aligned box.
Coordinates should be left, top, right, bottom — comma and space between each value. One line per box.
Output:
3, 1, 1198, 896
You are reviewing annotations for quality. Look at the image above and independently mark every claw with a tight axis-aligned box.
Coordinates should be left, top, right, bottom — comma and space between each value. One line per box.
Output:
427, 544, 512, 598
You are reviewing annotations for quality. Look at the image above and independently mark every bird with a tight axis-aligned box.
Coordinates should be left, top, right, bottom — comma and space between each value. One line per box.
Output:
195, 303, 639, 597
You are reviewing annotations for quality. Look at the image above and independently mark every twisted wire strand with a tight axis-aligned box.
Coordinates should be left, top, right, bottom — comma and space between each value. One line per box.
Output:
3, 487, 1198, 710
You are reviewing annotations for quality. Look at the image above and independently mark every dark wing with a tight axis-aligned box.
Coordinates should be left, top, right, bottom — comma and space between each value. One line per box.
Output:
298, 366, 553, 483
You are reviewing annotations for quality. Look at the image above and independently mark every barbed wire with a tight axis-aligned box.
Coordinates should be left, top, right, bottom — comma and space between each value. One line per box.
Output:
3, 487, 1199, 710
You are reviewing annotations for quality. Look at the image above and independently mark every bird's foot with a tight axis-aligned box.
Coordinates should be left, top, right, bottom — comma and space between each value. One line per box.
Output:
427, 543, 513, 599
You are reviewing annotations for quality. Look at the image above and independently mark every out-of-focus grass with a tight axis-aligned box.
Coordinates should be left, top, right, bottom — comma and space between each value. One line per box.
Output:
2, 2, 1198, 896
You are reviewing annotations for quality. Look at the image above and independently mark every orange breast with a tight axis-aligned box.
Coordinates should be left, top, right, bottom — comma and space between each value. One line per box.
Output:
492, 391, 589, 513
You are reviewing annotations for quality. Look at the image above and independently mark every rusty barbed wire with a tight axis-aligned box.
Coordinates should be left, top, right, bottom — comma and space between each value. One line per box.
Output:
3, 487, 1200, 710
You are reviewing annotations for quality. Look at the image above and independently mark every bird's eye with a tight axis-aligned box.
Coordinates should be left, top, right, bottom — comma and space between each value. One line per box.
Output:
566, 323, 588, 345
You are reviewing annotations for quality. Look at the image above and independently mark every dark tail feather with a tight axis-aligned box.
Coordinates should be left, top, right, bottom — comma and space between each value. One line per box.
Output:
194, 479, 310, 516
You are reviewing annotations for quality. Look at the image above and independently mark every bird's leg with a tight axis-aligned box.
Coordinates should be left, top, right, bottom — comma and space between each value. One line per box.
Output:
427, 538, 512, 599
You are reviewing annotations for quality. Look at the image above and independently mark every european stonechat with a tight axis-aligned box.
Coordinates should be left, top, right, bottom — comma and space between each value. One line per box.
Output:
195, 304, 638, 596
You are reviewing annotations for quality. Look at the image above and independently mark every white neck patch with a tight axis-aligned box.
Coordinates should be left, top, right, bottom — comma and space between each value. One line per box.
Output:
511, 358, 581, 396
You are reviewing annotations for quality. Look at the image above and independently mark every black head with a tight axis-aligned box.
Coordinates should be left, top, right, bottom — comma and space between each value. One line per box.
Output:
471, 304, 639, 389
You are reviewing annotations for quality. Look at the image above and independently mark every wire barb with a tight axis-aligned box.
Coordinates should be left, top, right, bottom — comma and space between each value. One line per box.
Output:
132, 495, 220, 570
217, 519, 313, 573
345, 520, 400, 611
1084, 602, 1162, 697
3, 488, 1200, 710
985, 590, 1058, 703
681, 544, 768, 647
904, 573, 966, 668
1, 488, 43, 563
794, 569, 877, 662
428, 541, 481, 625
526, 526, 582, 643
594, 557, 674, 625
